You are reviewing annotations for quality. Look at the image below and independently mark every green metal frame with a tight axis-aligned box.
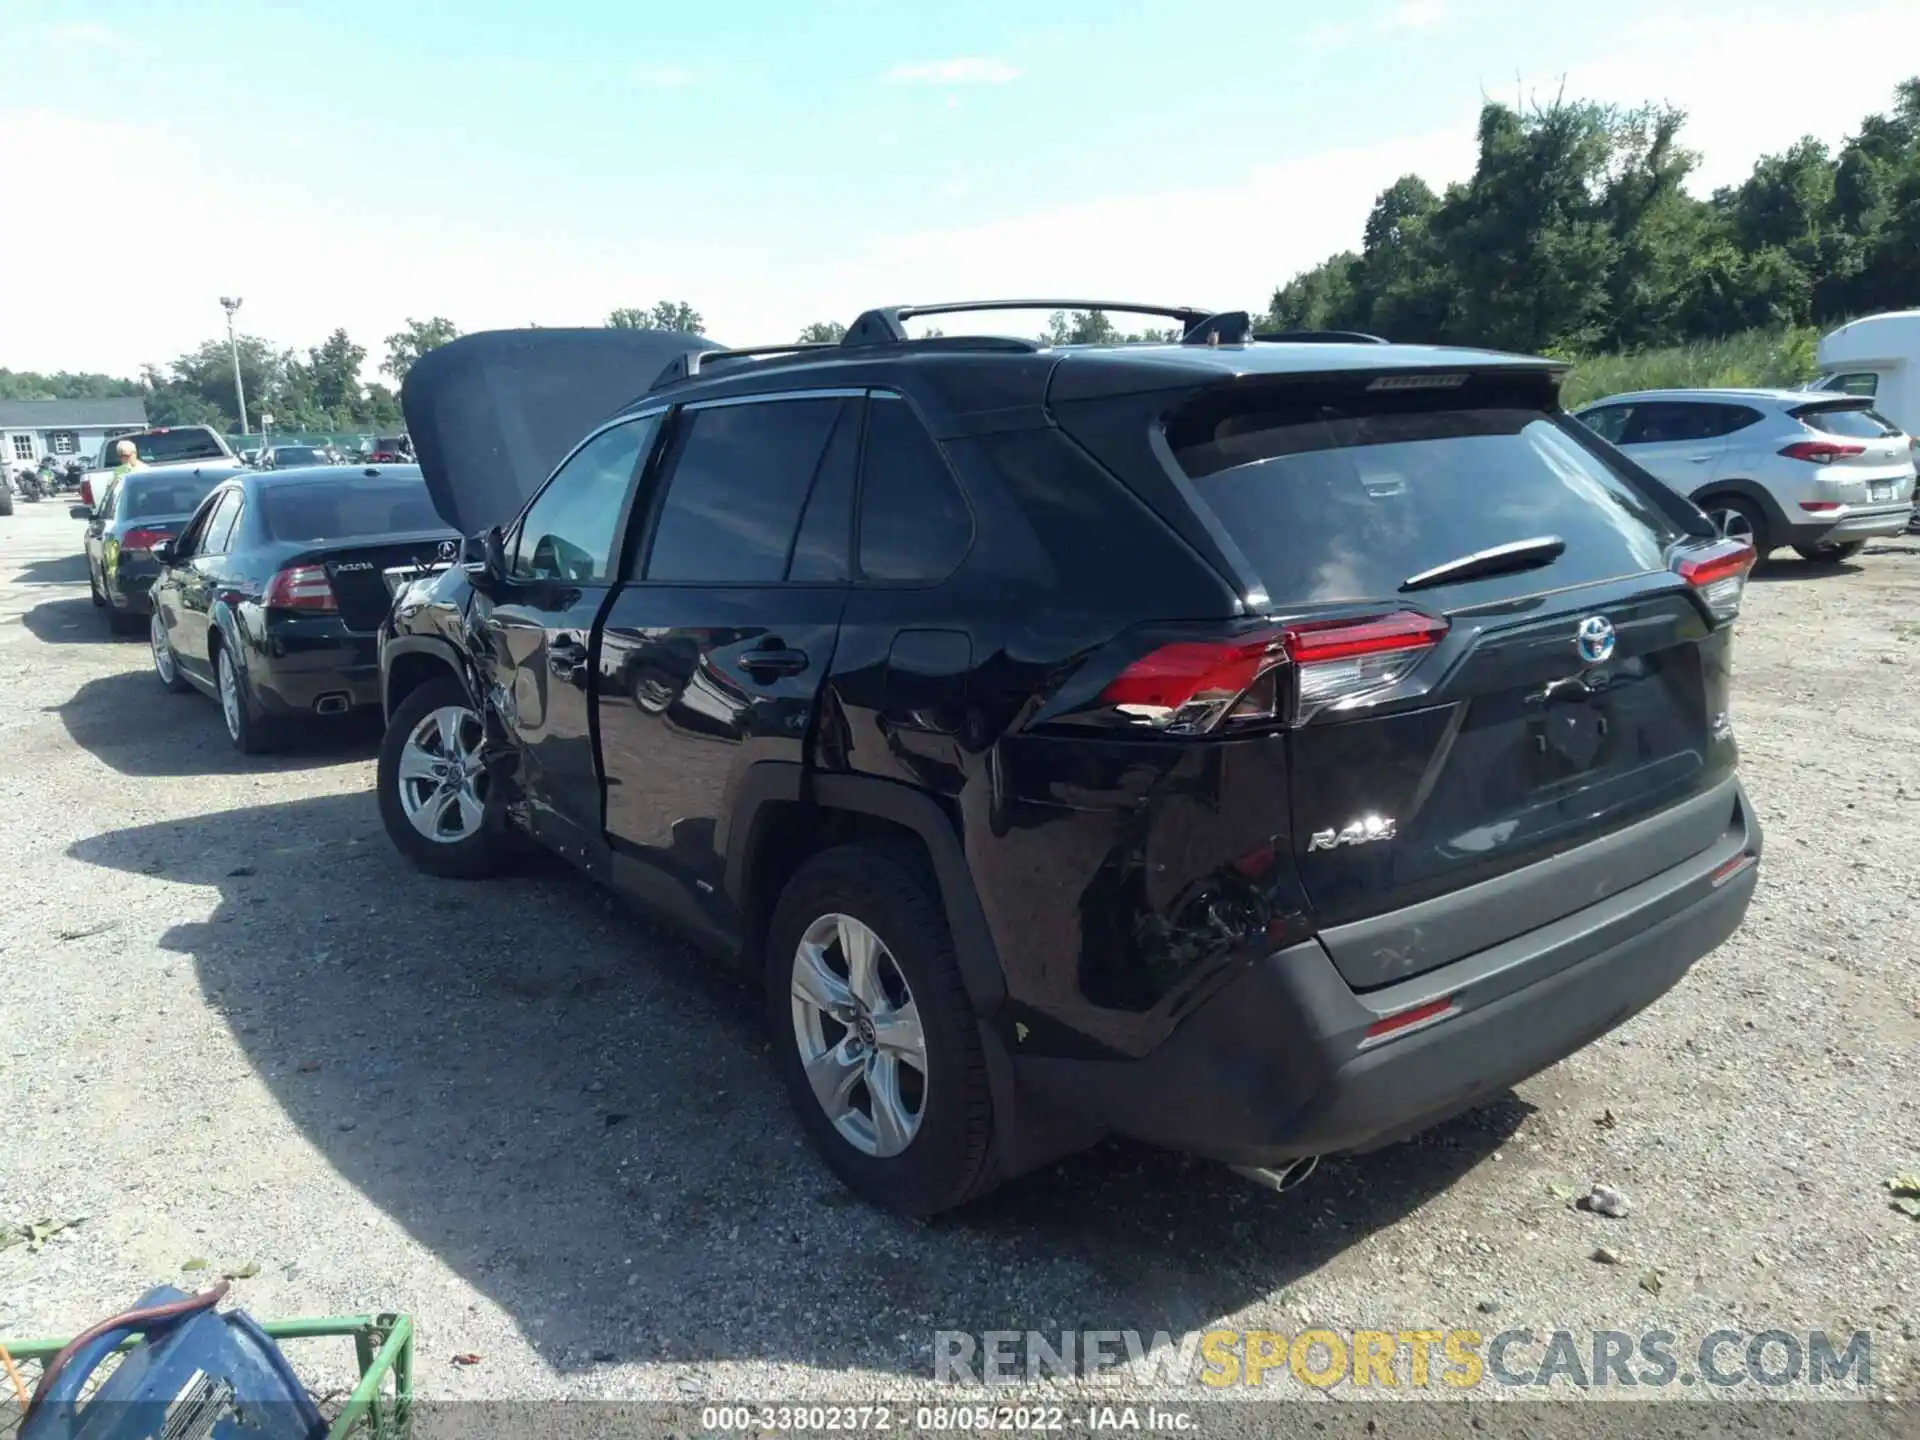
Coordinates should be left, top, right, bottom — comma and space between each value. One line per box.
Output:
1, 1312, 413, 1440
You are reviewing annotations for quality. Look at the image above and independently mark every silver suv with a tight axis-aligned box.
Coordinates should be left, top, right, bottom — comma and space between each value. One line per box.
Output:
1574, 388, 1916, 561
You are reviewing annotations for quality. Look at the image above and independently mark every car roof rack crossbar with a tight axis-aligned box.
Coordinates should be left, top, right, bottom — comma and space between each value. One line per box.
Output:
843, 299, 1222, 348
1253, 329, 1391, 344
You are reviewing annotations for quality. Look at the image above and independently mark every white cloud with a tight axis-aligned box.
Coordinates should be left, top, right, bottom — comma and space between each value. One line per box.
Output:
1388, 0, 1450, 31
631, 61, 696, 89
39, 20, 124, 48
883, 58, 1020, 86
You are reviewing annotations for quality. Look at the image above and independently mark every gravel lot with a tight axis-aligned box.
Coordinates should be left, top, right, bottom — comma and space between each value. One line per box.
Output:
2, 497, 1917, 1411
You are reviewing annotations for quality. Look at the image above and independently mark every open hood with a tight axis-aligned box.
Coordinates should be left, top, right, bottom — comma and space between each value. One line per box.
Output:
401, 327, 723, 536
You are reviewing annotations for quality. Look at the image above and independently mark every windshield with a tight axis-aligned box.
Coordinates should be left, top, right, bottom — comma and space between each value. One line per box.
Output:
121, 475, 226, 520
1169, 393, 1684, 604
259, 476, 444, 541
126, 430, 230, 464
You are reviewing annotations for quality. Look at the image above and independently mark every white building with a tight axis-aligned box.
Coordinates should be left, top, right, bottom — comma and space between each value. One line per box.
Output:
0, 397, 149, 469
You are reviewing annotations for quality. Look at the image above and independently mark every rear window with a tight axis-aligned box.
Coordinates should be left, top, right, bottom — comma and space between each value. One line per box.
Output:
128, 429, 229, 463
1169, 393, 1682, 604
121, 476, 224, 520
1794, 403, 1902, 439
270, 446, 325, 465
259, 477, 443, 541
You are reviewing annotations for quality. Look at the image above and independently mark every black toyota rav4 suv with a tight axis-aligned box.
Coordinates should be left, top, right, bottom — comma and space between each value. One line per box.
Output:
376, 305, 1762, 1215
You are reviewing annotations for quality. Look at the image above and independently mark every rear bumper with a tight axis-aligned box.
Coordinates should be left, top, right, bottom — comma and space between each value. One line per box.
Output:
250, 625, 381, 715
1016, 782, 1761, 1166
1785, 501, 1914, 545
107, 570, 156, 612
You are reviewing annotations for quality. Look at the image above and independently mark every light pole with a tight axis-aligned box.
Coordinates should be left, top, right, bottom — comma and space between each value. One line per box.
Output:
219, 296, 250, 435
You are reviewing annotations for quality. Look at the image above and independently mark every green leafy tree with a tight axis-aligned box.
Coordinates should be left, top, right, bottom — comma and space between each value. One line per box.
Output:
607, 301, 705, 334
798, 321, 847, 343
0, 369, 143, 401
381, 317, 462, 383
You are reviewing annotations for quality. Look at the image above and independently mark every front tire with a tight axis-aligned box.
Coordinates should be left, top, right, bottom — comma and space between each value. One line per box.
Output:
766, 842, 995, 1215
1793, 540, 1866, 564
376, 674, 506, 879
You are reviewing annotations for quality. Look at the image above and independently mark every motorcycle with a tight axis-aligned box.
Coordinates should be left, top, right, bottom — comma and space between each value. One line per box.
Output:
14, 468, 45, 502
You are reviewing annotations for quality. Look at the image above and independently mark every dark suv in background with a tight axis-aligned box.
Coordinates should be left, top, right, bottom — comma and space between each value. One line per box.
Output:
376, 306, 1762, 1214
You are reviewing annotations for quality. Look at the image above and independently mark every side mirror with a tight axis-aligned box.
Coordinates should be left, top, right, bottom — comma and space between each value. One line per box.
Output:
154, 540, 176, 567
463, 527, 507, 592
69, 505, 92, 521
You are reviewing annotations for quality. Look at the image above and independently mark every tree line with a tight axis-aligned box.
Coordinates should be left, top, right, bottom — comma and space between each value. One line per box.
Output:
6, 77, 1916, 428
1265, 78, 1920, 353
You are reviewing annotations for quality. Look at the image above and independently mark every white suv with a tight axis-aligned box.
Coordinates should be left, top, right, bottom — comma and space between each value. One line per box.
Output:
1574, 388, 1917, 562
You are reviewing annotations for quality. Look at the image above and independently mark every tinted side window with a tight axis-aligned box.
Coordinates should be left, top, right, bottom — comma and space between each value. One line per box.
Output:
857, 396, 973, 583
510, 416, 657, 583
97, 479, 118, 521
785, 403, 860, 582
644, 398, 848, 584
206, 492, 245, 554
1578, 405, 1632, 444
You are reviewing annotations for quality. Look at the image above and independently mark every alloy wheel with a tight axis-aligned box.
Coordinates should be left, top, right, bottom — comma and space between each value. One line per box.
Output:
789, 912, 928, 1158
218, 650, 244, 740
1708, 506, 1754, 543
396, 705, 488, 844
150, 613, 176, 686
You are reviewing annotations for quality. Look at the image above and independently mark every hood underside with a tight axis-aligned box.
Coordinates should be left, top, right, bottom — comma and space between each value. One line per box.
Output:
401, 327, 723, 536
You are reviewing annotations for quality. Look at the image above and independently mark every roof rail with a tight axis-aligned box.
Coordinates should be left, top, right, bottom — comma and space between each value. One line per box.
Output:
842, 299, 1253, 348
1253, 329, 1390, 344
650, 342, 839, 390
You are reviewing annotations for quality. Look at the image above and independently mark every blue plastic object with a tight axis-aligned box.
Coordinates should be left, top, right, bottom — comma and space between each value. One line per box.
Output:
22, 1286, 325, 1440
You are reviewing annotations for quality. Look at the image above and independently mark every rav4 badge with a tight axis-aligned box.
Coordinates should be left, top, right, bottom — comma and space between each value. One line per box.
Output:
1308, 815, 1397, 852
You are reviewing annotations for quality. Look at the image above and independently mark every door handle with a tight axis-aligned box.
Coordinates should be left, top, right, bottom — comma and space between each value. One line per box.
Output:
1688, 454, 1715, 462
737, 645, 809, 678
548, 637, 589, 684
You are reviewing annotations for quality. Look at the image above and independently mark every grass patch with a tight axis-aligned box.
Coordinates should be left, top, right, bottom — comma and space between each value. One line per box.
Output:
1559, 327, 1822, 410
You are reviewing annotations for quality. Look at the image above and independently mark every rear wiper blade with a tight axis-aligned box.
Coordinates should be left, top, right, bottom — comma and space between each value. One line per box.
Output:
1399, 535, 1566, 593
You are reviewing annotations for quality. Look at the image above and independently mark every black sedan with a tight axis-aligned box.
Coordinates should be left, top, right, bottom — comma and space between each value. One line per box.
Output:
74, 463, 246, 633
148, 465, 459, 751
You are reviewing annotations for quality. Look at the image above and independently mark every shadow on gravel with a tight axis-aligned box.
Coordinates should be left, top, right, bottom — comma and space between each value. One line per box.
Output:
52, 669, 380, 776
21, 595, 129, 646
1749, 556, 1864, 583
12, 552, 90, 586
71, 793, 1525, 1380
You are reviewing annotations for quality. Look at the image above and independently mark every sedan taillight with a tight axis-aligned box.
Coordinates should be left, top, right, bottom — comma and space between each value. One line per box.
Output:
265, 564, 337, 612
120, 527, 172, 553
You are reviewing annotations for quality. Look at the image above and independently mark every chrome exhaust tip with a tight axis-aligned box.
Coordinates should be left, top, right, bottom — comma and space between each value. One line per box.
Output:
1231, 1155, 1320, 1193
313, 692, 351, 715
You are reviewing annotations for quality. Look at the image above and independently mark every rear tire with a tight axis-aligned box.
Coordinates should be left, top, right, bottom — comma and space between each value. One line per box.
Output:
766, 842, 995, 1215
215, 640, 279, 754
150, 611, 189, 694
1793, 540, 1866, 563
376, 674, 507, 879
1701, 496, 1771, 558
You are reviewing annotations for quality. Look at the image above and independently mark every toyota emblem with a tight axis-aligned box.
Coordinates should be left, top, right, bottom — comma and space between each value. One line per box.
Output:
1575, 615, 1616, 665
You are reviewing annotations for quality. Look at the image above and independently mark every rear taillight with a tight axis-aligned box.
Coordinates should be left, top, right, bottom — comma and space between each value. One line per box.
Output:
1797, 500, 1841, 513
1093, 610, 1446, 733
1675, 538, 1755, 623
265, 564, 337, 612
120, 527, 171, 553
1100, 630, 1286, 733
1778, 440, 1865, 464
1282, 611, 1447, 722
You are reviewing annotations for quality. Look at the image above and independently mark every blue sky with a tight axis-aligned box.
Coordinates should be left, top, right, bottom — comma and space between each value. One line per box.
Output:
4, 0, 1919, 378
